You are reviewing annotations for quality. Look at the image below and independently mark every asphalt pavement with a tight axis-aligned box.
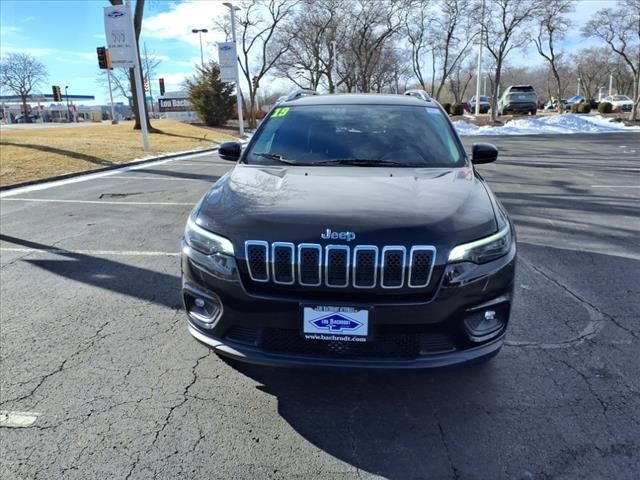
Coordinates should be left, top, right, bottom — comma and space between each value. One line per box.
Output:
1, 133, 639, 479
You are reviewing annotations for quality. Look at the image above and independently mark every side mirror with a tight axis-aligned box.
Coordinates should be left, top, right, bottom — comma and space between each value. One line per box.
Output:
471, 143, 498, 164
218, 141, 242, 161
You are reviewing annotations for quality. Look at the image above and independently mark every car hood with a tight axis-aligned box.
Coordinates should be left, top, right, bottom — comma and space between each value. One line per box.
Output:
196, 164, 498, 257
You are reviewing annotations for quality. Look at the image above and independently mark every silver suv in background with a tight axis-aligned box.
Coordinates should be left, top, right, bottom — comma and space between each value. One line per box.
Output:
497, 85, 537, 116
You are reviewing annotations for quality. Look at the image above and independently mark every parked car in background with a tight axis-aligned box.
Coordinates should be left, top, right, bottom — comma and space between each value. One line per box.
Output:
14, 114, 38, 123
497, 85, 537, 116
565, 96, 585, 109
602, 95, 633, 112
544, 98, 568, 111
467, 95, 491, 113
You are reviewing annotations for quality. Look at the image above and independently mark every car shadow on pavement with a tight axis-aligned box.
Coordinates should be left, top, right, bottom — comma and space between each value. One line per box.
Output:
226, 359, 501, 479
0, 234, 182, 309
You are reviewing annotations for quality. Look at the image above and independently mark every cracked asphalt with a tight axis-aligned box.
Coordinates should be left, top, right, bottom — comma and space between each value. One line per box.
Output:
1, 133, 639, 479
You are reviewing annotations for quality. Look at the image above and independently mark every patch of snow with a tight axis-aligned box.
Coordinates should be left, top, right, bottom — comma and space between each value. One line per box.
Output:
453, 114, 640, 136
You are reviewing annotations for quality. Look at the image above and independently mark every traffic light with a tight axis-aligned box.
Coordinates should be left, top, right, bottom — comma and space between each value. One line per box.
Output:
52, 85, 62, 102
159, 78, 165, 96
97, 47, 108, 69
252, 75, 259, 89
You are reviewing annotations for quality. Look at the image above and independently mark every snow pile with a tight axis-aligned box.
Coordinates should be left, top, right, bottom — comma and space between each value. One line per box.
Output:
453, 114, 640, 136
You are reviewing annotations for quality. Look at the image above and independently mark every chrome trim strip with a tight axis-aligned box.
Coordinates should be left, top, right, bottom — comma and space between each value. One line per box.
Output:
408, 245, 437, 288
352, 245, 379, 288
325, 245, 350, 288
244, 240, 269, 282
297, 243, 322, 287
380, 246, 406, 289
271, 242, 295, 285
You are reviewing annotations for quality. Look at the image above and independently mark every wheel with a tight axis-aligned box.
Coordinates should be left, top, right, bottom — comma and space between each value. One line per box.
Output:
530, 109, 537, 115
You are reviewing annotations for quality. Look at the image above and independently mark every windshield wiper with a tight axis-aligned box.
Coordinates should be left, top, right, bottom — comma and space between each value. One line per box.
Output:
252, 152, 299, 165
311, 158, 412, 167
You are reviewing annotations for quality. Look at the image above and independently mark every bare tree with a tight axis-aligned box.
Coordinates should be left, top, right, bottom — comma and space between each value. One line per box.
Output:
347, 0, 407, 92
109, 0, 155, 130
98, 52, 162, 108
432, 0, 477, 101
405, 0, 436, 92
273, 0, 346, 92
572, 47, 616, 102
216, 0, 298, 128
0, 53, 48, 122
533, 0, 574, 112
482, 0, 541, 120
583, 0, 640, 120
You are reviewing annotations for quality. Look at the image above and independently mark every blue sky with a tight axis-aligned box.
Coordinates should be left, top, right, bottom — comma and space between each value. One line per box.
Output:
0, 0, 611, 106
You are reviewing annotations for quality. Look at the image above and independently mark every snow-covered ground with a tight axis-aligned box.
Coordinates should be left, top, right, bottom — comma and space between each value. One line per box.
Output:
453, 114, 640, 136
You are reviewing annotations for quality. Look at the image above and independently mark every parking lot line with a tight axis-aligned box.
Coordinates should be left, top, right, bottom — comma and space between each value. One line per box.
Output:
1, 198, 195, 206
0, 247, 179, 256
0, 411, 40, 428
590, 185, 640, 188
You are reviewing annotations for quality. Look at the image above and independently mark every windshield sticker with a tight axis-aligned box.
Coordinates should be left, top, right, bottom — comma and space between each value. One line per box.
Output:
272, 107, 290, 118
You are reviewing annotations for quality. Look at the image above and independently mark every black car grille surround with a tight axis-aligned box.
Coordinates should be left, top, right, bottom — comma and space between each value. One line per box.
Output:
243, 241, 436, 290
260, 328, 456, 359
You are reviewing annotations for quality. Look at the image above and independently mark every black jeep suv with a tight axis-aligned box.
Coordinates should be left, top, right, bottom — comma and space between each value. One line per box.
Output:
181, 91, 516, 368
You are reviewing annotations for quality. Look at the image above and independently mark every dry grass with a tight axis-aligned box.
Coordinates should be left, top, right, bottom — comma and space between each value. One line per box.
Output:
0, 120, 237, 186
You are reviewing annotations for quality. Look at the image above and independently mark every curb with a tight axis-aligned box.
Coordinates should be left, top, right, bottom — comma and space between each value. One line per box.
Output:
0, 146, 221, 192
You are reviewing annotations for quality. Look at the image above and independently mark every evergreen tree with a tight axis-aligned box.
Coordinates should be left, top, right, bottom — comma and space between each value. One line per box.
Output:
185, 61, 235, 126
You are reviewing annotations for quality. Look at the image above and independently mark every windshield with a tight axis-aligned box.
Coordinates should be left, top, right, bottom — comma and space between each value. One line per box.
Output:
611, 95, 630, 101
245, 104, 465, 168
479, 96, 490, 102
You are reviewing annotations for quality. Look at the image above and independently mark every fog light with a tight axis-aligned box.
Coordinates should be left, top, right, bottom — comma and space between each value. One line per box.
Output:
184, 292, 222, 329
464, 309, 504, 342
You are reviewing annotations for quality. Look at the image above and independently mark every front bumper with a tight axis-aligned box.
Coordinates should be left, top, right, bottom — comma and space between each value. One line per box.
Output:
181, 242, 516, 369
502, 103, 536, 113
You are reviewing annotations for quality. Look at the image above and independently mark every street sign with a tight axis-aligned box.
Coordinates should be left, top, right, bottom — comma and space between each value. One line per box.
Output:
217, 42, 237, 83
104, 5, 136, 68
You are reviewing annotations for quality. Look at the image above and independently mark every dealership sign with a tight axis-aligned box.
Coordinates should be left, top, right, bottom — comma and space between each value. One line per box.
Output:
217, 42, 238, 83
103, 4, 136, 68
158, 98, 192, 112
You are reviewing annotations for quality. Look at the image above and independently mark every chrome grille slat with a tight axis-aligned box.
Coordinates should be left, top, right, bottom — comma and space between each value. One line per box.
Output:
244, 241, 435, 289
245, 241, 269, 282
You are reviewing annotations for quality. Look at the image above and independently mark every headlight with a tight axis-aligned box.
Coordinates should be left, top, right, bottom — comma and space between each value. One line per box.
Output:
184, 218, 234, 256
448, 225, 512, 264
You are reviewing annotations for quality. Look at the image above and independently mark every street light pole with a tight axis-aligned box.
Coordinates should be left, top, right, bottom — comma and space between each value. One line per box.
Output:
577, 77, 581, 96
191, 28, 208, 68
609, 73, 613, 96
474, 0, 485, 115
223, 2, 244, 137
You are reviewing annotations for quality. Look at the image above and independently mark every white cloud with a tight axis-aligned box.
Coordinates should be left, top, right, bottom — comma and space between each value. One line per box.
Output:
0, 26, 21, 37
160, 71, 193, 91
142, 1, 229, 47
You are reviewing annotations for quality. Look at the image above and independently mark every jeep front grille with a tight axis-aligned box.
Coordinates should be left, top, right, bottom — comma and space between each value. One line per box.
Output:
244, 241, 436, 289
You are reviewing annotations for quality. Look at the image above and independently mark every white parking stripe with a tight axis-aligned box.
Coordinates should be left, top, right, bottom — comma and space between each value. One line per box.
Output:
590, 185, 640, 188
0, 411, 40, 428
1, 198, 195, 206
1, 247, 179, 256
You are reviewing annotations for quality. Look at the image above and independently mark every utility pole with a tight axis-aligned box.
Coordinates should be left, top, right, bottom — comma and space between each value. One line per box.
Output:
609, 73, 613, 96
474, 0, 485, 115
331, 40, 337, 93
577, 77, 581, 96
144, 41, 154, 117
107, 67, 117, 124
125, 0, 149, 151
65, 85, 70, 121
223, 2, 244, 137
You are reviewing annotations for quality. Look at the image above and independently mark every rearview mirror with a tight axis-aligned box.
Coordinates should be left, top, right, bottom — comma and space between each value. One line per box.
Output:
219, 141, 242, 161
471, 143, 498, 164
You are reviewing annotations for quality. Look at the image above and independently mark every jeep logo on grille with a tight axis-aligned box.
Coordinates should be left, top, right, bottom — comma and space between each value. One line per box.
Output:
321, 229, 356, 241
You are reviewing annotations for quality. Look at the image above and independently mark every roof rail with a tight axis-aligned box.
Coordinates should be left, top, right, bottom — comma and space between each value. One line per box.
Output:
281, 89, 319, 102
404, 89, 432, 102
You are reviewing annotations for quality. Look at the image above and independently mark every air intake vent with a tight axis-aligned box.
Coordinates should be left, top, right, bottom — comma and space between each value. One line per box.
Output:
272, 242, 294, 284
381, 247, 406, 288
